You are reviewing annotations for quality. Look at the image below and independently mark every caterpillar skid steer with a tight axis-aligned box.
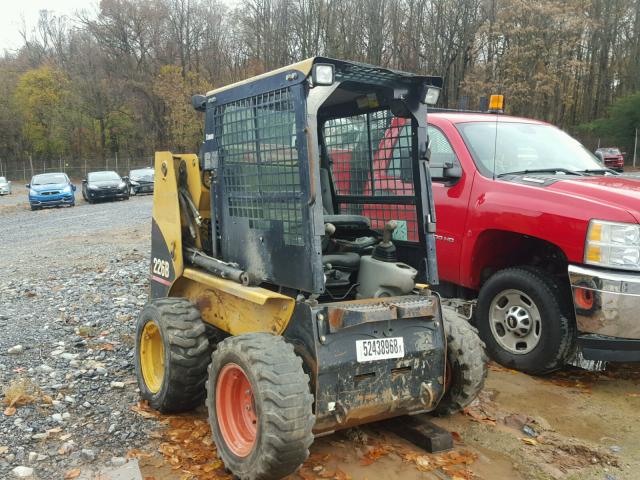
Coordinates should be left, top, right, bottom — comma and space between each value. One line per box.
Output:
135, 57, 487, 479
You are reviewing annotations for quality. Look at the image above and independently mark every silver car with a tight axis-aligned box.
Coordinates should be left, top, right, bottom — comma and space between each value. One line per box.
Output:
0, 176, 11, 195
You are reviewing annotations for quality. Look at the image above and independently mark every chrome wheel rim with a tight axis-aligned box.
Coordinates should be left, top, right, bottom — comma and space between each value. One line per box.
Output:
489, 289, 541, 355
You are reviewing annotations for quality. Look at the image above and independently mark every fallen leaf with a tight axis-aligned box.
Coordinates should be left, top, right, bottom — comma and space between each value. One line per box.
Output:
626, 392, 640, 398
451, 431, 462, 442
60, 434, 72, 441
463, 408, 496, 425
520, 437, 539, 446
64, 468, 81, 479
127, 449, 153, 459
131, 401, 161, 419
98, 343, 114, 351
297, 468, 315, 480
0, 446, 8, 454
334, 468, 350, 480
360, 444, 391, 466
3, 406, 16, 416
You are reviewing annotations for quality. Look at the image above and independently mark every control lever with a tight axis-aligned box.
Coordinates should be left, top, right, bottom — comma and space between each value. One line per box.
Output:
381, 220, 398, 246
324, 222, 336, 237
373, 220, 398, 262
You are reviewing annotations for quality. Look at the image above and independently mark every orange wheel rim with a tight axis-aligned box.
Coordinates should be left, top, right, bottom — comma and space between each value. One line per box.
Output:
444, 358, 453, 391
216, 363, 257, 457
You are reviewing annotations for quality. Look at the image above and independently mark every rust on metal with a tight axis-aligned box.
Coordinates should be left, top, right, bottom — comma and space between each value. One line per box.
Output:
324, 296, 436, 333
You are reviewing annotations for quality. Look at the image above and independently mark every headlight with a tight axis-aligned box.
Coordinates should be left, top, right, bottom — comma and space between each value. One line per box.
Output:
119, 181, 127, 189
585, 220, 640, 270
29, 189, 37, 196
63, 185, 72, 193
88, 184, 98, 190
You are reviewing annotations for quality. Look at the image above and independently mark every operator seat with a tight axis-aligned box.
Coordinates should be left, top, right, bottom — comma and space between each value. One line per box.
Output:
319, 168, 373, 280
319, 167, 370, 231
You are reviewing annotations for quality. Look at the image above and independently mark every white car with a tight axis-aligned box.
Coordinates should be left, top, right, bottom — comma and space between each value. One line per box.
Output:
0, 176, 11, 195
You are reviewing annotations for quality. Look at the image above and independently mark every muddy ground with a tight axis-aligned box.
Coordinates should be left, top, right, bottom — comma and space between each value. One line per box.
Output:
1, 190, 639, 480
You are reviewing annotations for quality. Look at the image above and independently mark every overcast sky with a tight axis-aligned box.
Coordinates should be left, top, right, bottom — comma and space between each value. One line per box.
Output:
0, 0, 241, 52
0, 0, 94, 52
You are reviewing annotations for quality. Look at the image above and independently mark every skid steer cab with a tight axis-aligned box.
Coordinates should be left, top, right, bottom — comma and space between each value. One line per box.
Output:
135, 57, 487, 479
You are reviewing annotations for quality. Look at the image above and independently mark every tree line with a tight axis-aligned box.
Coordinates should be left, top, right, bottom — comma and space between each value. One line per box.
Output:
1, 0, 639, 178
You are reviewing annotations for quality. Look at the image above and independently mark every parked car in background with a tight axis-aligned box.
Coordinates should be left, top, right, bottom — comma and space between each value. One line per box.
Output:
595, 147, 625, 172
0, 176, 11, 195
128, 167, 154, 195
27, 172, 76, 210
82, 171, 129, 203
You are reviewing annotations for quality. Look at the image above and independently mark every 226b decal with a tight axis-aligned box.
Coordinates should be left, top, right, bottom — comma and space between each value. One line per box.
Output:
152, 257, 170, 278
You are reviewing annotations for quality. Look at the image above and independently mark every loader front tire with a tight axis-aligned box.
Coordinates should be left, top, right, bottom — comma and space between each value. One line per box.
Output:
434, 310, 488, 416
207, 333, 314, 480
135, 298, 211, 413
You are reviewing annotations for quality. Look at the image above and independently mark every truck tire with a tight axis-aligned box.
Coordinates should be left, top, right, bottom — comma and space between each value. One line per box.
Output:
207, 333, 314, 480
476, 267, 575, 375
135, 298, 211, 412
434, 311, 488, 416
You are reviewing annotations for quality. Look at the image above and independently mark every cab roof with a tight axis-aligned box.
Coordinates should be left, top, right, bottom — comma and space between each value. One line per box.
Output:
206, 56, 442, 97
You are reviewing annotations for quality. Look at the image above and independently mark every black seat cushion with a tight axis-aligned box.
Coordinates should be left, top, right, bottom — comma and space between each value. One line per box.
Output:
324, 214, 370, 230
322, 252, 361, 271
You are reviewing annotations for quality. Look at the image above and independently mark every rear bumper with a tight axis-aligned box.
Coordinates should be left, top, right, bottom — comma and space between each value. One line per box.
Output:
604, 158, 624, 171
29, 193, 74, 206
283, 295, 446, 434
569, 264, 640, 360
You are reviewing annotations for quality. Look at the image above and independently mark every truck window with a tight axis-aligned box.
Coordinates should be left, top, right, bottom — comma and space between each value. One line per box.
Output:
388, 125, 459, 184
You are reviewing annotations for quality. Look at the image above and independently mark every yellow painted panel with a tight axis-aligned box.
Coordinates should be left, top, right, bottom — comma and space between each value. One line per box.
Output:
171, 270, 295, 335
206, 58, 315, 97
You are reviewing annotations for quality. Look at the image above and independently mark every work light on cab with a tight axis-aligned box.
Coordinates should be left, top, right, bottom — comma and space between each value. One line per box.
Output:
423, 86, 441, 105
312, 63, 335, 85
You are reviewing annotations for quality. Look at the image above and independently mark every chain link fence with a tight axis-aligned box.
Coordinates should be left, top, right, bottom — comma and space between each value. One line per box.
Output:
0, 156, 155, 182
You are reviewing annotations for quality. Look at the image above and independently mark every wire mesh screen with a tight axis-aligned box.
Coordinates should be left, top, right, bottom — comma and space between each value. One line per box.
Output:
325, 111, 418, 241
214, 88, 304, 246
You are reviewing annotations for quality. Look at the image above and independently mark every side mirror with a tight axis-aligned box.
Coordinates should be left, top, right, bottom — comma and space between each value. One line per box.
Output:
122, 176, 129, 182
82, 179, 87, 183
25, 184, 30, 188
429, 153, 462, 181
72, 185, 77, 191
443, 164, 463, 179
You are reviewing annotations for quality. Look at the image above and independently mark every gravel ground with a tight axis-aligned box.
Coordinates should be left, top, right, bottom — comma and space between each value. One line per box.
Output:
0, 196, 154, 478
1, 193, 638, 480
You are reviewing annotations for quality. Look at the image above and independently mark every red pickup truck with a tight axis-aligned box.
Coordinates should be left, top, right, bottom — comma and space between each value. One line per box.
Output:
326, 111, 640, 374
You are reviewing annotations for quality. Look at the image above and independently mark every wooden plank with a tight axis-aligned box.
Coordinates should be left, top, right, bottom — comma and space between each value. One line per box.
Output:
380, 415, 453, 453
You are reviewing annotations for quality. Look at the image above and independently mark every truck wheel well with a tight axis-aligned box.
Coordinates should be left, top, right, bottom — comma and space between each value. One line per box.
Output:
471, 230, 568, 289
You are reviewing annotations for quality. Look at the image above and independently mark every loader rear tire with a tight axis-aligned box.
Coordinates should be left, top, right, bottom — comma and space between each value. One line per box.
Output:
135, 298, 211, 413
207, 333, 314, 480
434, 311, 488, 416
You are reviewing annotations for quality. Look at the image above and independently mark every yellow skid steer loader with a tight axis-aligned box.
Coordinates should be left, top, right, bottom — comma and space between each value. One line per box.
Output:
135, 57, 487, 480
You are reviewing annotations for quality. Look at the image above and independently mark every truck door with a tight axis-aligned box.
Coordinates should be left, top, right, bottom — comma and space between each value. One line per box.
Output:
373, 118, 473, 284
428, 124, 472, 285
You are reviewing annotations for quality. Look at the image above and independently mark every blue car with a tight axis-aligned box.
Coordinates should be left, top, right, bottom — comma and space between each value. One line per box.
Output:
27, 172, 76, 210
